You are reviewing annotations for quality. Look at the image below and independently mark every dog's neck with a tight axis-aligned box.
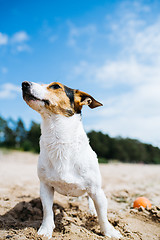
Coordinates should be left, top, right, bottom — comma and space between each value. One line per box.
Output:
41, 113, 85, 145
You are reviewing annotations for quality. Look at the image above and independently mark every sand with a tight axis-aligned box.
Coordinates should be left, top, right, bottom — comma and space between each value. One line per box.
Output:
0, 150, 160, 240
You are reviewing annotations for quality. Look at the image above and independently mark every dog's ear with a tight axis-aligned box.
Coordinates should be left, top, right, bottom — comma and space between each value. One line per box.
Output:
76, 90, 103, 109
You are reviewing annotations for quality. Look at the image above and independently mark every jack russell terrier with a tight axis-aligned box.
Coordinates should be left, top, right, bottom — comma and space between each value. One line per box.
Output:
22, 81, 122, 239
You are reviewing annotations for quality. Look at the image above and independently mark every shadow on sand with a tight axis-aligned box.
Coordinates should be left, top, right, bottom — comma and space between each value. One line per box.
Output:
0, 198, 66, 232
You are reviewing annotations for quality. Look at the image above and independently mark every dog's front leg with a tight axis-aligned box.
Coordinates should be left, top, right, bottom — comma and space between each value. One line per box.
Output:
38, 182, 55, 239
89, 189, 122, 239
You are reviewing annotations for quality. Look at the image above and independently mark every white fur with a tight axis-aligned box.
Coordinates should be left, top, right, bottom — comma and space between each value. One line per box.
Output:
24, 82, 122, 239
38, 114, 101, 195
37, 114, 122, 239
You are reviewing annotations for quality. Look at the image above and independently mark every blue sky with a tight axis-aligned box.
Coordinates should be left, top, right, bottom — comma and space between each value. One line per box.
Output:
1, 0, 160, 146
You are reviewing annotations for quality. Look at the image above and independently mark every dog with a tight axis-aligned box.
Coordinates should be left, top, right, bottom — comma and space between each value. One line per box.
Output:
22, 81, 122, 239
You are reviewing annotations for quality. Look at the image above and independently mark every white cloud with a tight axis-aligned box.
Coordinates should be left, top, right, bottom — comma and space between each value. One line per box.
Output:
95, 58, 160, 88
70, 2, 160, 146
11, 31, 31, 53
11, 31, 29, 43
67, 21, 96, 51
16, 44, 31, 53
0, 31, 30, 53
96, 72, 160, 146
0, 83, 21, 99
84, 80, 160, 146
0, 32, 8, 45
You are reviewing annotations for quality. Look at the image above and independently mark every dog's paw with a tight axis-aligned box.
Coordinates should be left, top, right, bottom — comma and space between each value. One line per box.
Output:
88, 197, 97, 216
106, 229, 122, 239
88, 208, 97, 216
102, 225, 122, 239
38, 223, 55, 239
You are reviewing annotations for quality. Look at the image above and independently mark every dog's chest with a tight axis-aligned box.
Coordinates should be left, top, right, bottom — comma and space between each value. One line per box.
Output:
38, 115, 92, 196
38, 141, 87, 197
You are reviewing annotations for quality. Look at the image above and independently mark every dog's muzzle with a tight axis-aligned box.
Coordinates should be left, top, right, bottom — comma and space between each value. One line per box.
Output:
22, 81, 50, 106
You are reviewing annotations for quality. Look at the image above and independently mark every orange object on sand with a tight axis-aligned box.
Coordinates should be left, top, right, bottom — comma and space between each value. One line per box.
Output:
133, 197, 152, 209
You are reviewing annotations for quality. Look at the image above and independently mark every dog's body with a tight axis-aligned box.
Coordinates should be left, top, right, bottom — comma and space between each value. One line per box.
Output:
22, 81, 122, 239
39, 113, 101, 197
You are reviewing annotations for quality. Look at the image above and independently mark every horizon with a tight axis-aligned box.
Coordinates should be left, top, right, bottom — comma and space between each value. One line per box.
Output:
1, 0, 160, 147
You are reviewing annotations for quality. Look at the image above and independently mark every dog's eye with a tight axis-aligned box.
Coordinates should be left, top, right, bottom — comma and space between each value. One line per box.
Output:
49, 84, 61, 90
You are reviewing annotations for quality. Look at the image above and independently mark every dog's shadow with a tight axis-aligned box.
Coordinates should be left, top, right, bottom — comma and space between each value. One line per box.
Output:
0, 198, 64, 232
0, 198, 99, 235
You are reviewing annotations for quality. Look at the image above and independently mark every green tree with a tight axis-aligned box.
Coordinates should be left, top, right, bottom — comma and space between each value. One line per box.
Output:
87, 131, 110, 161
1, 115, 160, 163
27, 121, 41, 152
4, 125, 16, 147
87, 131, 160, 164
15, 119, 27, 148
0, 116, 7, 145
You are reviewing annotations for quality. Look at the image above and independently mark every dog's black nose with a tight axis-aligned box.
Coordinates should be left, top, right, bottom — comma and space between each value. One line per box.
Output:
22, 81, 31, 91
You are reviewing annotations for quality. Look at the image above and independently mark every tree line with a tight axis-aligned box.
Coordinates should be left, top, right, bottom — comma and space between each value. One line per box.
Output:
0, 115, 160, 164
0, 116, 40, 153
88, 131, 160, 164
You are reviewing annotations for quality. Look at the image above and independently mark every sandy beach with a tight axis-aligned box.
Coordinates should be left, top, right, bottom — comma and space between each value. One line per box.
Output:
0, 150, 160, 240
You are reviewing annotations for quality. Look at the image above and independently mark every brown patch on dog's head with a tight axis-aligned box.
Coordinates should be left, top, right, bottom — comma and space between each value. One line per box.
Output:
45, 82, 75, 117
22, 81, 103, 117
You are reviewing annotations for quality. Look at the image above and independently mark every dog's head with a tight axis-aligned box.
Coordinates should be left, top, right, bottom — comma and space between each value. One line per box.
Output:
22, 81, 103, 117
